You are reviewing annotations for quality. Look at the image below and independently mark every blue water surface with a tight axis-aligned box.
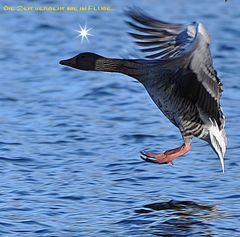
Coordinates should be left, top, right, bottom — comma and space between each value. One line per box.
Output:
0, 0, 240, 236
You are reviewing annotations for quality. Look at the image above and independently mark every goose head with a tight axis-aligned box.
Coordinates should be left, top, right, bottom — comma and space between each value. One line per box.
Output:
59, 52, 103, 71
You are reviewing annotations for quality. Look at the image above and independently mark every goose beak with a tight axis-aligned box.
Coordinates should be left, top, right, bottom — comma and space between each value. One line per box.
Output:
59, 56, 77, 68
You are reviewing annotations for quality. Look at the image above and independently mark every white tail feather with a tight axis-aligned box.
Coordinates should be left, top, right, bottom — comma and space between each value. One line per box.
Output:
209, 119, 227, 173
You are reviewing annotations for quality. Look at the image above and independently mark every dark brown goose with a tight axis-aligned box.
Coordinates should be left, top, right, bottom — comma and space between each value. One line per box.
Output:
60, 9, 227, 172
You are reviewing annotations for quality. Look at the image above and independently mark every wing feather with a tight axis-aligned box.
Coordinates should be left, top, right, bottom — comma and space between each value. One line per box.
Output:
127, 8, 196, 59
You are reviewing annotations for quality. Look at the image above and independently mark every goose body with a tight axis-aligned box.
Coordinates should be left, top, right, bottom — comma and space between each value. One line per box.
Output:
60, 9, 227, 172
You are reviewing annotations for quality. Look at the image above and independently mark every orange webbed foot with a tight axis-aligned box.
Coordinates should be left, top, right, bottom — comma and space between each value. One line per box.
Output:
140, 143, 191, 164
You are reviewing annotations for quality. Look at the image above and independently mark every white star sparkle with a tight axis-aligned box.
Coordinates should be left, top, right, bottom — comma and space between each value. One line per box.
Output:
74, 24, 93, 42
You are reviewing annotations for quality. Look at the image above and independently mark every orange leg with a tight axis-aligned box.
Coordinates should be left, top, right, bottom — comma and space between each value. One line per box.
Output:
140, 143, 191, 164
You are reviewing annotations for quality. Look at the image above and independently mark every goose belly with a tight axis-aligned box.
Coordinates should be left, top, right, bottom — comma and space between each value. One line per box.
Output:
145, 82, 179, 125
144, 81, 207, 139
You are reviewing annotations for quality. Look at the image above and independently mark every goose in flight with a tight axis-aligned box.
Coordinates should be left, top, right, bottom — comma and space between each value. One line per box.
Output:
60, 9, 227, 172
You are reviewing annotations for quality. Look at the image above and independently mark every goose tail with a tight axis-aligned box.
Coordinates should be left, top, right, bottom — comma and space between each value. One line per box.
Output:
209, 118, 227, 173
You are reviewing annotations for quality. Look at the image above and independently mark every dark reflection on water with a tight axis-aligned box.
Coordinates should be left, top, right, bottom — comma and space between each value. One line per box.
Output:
0, 0, 240, 236
137, 200, 215, 213
118, 200, 228, 236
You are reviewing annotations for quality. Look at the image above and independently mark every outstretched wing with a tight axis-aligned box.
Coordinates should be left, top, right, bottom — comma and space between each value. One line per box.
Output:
127, 9, 224, 129
127, 8, 199, 59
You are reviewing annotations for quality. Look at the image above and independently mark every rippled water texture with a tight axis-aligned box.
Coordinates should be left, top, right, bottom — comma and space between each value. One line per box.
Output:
0, 0, 240, 236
